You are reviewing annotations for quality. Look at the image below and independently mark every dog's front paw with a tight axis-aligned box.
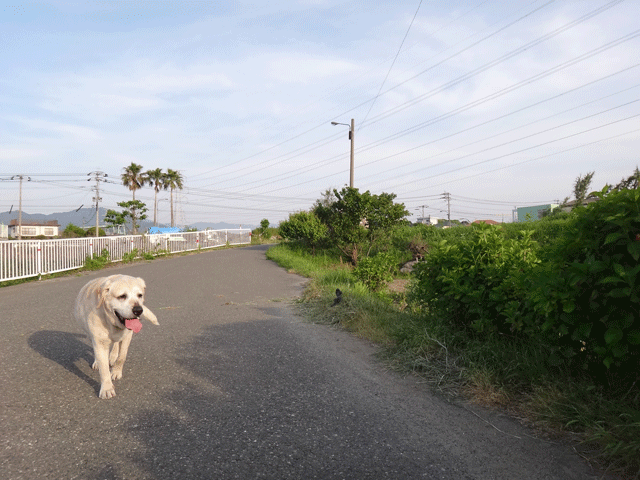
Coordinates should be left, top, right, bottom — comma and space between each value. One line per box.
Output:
111, 369, 123, 381
99, 383, 116, 399
92, 359, 99, 370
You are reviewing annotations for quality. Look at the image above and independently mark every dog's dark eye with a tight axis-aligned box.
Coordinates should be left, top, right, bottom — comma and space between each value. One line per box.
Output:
118, 294, 127, 300
137, 293, 143, 299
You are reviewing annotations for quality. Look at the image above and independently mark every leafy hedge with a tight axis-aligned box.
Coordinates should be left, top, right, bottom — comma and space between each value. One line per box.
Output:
525, 187, 640, 371
410, 188, 640, 375
409, 223, 539, 333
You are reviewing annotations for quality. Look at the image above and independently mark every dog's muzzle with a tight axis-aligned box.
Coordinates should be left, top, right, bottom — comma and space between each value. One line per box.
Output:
115, 305, 143, 326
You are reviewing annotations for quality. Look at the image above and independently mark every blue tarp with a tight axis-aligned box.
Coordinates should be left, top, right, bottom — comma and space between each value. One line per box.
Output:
148, 227, 181, 234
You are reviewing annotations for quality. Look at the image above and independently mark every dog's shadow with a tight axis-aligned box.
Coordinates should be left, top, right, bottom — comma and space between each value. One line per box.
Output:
28, 330, 99, 392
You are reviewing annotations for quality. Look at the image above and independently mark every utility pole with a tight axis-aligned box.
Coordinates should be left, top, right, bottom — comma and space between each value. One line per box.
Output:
331, 118, 355, 188
416, 205, 428, 223
88, 171, 108, 238
11, 175, 30, 240
349, 118, 354, 188
442, 192, 451, 227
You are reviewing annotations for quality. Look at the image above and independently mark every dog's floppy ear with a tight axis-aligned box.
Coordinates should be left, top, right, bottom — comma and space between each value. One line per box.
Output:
96, 277, 114, 308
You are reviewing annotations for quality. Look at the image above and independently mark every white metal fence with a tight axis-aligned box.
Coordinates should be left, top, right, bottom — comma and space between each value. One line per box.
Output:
0, 229, 251, 283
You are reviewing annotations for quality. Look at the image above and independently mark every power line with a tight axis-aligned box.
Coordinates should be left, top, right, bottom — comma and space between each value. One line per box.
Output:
216, 34, 640, 196
402, 126, 640, 195
360, 0, 423, 129
190, 0, 559, 187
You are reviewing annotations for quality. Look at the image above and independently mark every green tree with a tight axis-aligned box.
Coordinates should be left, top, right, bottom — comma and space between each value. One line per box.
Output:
85, 226, 106, 237
62, 223, 87, 238
611, 166, 640, 191
573, 171, 595, 207
312, 188, 337, 210
117, 200, 148, 234
165, 169, 184, 227
104, 209, 127, 233
279, 211, 328, 252
260, 218, 270, 238
145, 168, 168, 226
314, 187, 409, 265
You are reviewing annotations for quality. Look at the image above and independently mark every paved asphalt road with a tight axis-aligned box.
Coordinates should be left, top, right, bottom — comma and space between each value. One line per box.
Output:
0, 245, 605, 479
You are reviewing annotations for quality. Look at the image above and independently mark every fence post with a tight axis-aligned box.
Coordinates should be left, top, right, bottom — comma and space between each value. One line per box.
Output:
37, 241, 42, 277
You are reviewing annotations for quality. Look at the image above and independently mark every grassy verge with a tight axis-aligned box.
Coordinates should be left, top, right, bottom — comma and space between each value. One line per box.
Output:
267, 242, 640, 479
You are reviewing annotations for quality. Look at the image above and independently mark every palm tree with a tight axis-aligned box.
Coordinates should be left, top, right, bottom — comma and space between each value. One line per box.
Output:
145, 168, 168, 226
121, 163, 146, 201
165, 169, 184, 227
121, 163, 146, 233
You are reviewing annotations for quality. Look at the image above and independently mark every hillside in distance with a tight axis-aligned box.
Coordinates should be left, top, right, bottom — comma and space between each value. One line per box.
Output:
0, 208, 255, 232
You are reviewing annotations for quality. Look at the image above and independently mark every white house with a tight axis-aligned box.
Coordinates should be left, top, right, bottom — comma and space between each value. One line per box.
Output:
416, 216, 439, 225
8, 220, 60, 238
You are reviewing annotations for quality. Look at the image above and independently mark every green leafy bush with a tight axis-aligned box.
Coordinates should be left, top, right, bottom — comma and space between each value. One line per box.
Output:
62, 223, 87, 238
409, 223, 540, 333
528, 187, 640, 371
278, 211, 328, 252
85, 226, 106, 237
352, 252, 395, 291
314, 187, 409, 265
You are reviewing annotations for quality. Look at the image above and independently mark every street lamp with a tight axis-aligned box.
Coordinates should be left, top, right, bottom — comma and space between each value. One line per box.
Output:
331, 118, 355, 188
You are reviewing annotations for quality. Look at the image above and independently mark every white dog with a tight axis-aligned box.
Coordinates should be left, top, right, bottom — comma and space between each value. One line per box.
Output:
74, 275, 159, 399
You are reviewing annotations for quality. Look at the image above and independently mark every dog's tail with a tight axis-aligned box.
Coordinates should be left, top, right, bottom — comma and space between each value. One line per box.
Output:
141, 307, 159, 325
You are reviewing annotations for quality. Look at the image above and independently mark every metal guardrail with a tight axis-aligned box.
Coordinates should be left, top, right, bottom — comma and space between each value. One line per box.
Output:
0, 229, 251, 282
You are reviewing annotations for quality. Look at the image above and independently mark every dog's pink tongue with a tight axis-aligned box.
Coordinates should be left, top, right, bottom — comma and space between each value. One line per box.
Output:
125, 318, 143, 333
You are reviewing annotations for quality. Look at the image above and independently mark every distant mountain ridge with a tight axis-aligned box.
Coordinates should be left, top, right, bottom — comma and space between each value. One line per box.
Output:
0, 208, 256, 232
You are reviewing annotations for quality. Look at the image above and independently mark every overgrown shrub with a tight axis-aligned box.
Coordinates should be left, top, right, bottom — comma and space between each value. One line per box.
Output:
278, 211, 328, 252
502, 216, 570, 250
409, 223, 540, 333
314, 187, 409, 265
352, 252, 395, 291
526, 187, 640, 371
85, 226, 106, 237
62, 223, 87, 238
411, 188, 640, 376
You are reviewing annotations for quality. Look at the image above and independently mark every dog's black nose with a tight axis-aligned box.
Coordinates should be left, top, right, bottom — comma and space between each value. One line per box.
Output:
132, 305, 143, 317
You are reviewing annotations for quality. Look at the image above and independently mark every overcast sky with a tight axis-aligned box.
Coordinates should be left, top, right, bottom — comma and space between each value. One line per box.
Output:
2, 0, 639, 227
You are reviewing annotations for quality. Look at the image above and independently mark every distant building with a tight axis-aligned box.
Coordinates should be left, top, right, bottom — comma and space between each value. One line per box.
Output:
0, 224, 8, 239
8, 220, 60, 238
516, 204, 559, 222
416, 216, 439, 225
560, 197, 599, 212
